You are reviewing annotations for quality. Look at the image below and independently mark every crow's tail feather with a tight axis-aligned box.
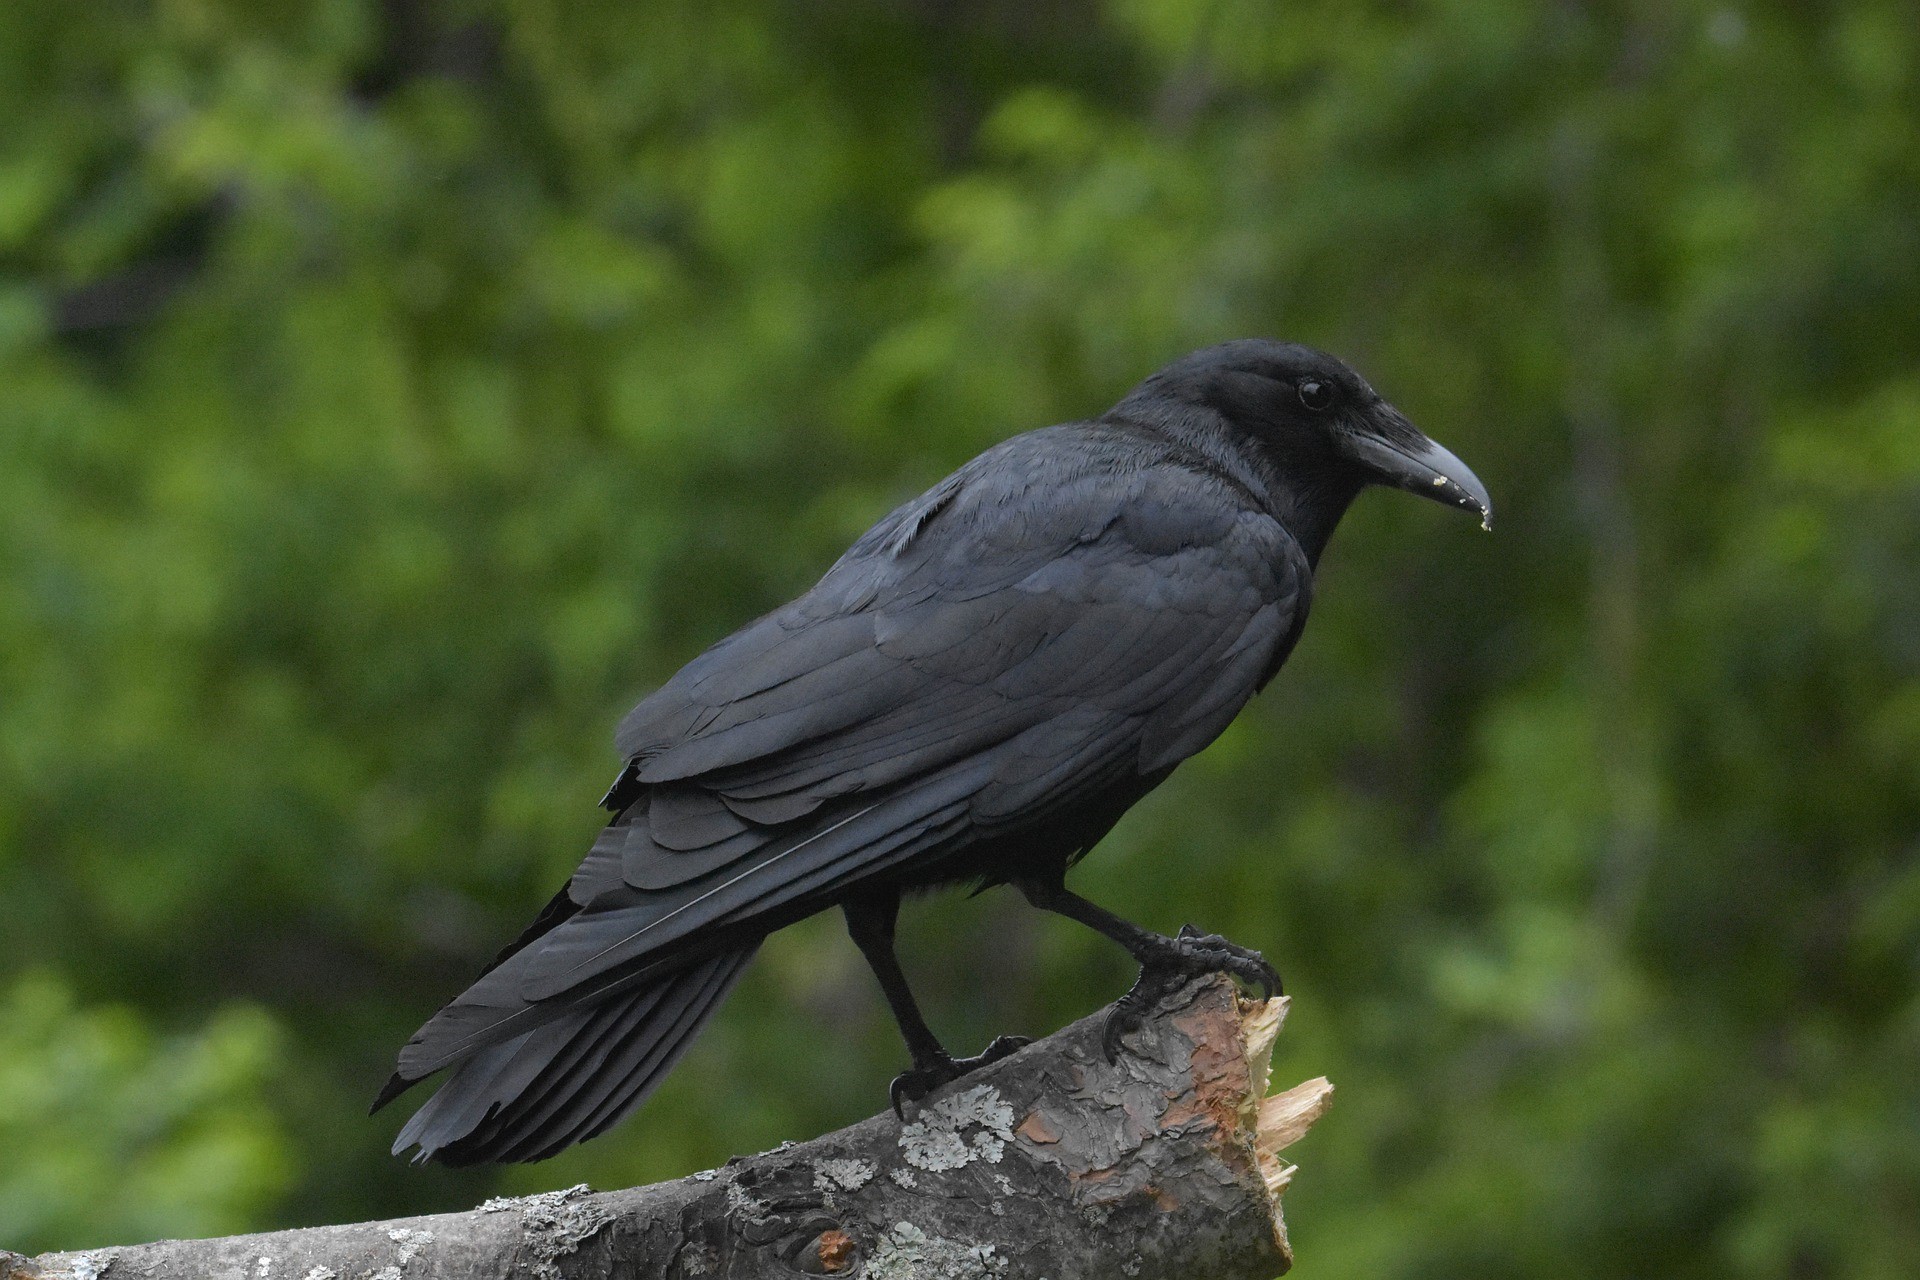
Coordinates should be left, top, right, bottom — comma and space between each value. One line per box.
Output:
387, 942, 758, 1165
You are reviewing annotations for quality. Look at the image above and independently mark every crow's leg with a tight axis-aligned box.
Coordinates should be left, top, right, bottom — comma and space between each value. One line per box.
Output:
1016, 873, 1279, 1062
843, 887, 1030, 1116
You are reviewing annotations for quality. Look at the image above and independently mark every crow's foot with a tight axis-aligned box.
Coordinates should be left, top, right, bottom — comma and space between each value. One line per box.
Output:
1101, 925, 1281, 1063
889, 1035, 1033, 1118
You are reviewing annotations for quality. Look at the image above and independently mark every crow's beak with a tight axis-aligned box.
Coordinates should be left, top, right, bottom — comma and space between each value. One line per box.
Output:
1348, 407, 1493, 531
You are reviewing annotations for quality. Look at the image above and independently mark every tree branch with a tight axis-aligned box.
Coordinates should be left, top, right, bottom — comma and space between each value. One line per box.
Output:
2, 976, 1331, 1280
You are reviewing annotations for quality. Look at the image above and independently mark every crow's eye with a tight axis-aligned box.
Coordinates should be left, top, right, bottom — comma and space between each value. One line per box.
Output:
1298, 380, 1335, 411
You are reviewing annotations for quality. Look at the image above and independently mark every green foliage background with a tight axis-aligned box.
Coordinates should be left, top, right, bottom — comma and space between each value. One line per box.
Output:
3, 1, 1917, 1274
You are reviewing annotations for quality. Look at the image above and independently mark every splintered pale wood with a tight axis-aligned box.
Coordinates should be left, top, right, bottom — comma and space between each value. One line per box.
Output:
3, 975, 1330, 1280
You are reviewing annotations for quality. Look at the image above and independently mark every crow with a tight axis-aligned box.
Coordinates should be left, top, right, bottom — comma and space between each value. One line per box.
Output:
374, 338, 1491, 1164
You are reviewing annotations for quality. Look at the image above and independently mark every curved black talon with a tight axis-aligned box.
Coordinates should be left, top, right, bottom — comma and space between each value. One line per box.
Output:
1171, 926, 1282, 997
1100, 930, 1283, 1063
889, 1034, 1034, 1118
889, 1063, 950, 1118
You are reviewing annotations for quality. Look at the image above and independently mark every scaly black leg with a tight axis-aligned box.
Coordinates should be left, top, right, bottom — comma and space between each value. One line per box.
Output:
842, 887, 1030, 1116
1016, 873, 1280, 1062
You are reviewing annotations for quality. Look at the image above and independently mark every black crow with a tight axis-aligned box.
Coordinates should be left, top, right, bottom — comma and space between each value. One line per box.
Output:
375, 338, 1491, 1163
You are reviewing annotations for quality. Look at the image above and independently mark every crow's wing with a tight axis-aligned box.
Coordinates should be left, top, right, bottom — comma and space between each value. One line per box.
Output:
394, 432, 1308, 1077
597, 434, 1306, 890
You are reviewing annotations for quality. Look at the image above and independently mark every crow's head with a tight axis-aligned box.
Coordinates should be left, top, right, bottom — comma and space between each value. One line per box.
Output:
1120, 338, 1492, 530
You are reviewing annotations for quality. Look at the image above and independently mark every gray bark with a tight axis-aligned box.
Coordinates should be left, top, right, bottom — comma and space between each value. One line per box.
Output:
2, 976, 1330, 1280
